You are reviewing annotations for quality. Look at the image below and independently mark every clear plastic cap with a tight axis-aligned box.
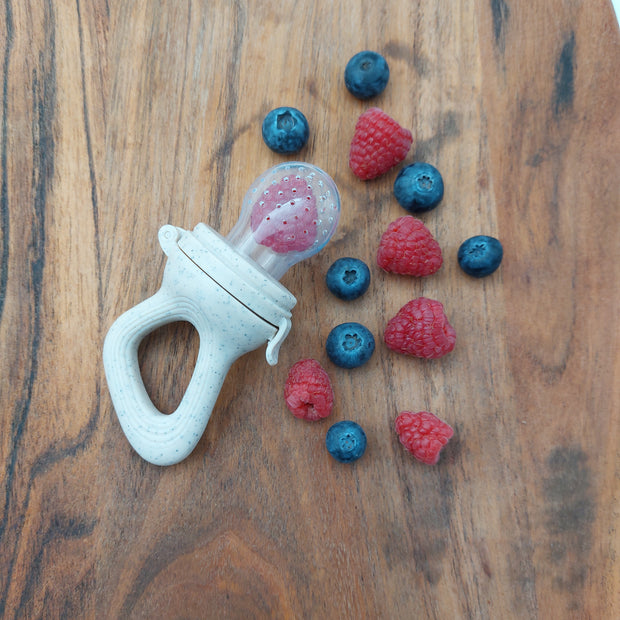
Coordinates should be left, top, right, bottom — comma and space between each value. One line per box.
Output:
226, 162, 341, 280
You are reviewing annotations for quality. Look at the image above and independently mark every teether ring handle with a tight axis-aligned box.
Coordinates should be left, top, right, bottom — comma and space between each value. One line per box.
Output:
103, 247, 279, 466
103, 288, 234, 465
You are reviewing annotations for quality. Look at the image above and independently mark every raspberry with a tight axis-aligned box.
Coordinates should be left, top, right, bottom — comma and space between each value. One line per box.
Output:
377, 216, 443, 276
349, 108, 413, 180
384, 297, 456, 359
395, 411, 454, 465
284, 359, 334, 421
251, 175, 318, 253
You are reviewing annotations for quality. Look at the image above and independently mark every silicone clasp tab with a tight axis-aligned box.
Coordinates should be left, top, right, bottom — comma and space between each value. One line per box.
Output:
265, 316, 292, 366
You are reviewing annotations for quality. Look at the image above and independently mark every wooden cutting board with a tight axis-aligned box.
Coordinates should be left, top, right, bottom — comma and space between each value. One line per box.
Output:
1, 1, 618, 617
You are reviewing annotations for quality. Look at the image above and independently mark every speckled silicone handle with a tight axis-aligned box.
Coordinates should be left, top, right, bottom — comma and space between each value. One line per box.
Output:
103, 255, 278, 466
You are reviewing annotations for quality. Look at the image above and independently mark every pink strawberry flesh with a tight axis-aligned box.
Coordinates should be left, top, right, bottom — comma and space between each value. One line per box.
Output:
251, 175, 318, 253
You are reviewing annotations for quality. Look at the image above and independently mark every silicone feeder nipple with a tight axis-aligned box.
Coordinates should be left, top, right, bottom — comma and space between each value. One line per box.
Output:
103, 162, 340, 466
227, 162, 340, 279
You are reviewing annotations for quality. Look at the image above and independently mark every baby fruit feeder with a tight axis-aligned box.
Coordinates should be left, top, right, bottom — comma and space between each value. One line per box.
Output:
103, 162, 340, 466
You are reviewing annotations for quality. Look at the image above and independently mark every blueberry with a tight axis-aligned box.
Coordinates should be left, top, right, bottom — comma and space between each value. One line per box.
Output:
393, 163, 444, 213
261, 107, 309, 154
458, 235, 503, 277
344, 51, 390, 100
326, 421, 367, 463
326, 322, 375, 369
326, 257, 371, 301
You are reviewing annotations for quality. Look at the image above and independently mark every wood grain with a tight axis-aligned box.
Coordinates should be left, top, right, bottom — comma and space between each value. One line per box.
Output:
1, 1, 618, 618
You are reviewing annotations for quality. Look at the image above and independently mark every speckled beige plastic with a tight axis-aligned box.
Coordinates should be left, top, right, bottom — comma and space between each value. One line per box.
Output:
103, 225, 295, 466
